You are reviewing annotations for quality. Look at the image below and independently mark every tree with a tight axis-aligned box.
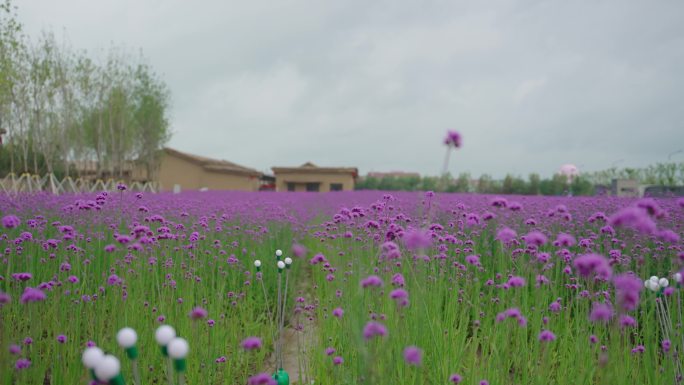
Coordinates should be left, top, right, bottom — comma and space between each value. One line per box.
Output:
0, 5, 172, 181
528, 173, 540, 195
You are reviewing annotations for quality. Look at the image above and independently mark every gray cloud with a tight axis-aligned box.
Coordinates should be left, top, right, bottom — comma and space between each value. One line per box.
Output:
16, 0, 684, 177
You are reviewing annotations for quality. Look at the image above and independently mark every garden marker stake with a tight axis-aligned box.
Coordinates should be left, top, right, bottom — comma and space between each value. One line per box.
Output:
94, 354, 125, 385
168, 337, 189, 385
255, 259, 277, 346
271, 248, 290, 385
675, 272, 683, 358
646, 276, 682, 379
275, 255, 283, 373
155, 325, 177, 385
82, 346, 105, 382
117, 327, 141, 385
280, 257, 293, 370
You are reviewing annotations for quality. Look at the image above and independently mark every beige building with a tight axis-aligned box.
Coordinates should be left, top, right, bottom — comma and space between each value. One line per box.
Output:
272, 162, 358, 192
157, 148, 261, 191
611, 179, 639, 197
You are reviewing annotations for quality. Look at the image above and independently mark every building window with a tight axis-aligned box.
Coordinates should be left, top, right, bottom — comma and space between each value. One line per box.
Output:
306, 183, 320, 192
287, 183, 295, 192
330, 183, 343, 191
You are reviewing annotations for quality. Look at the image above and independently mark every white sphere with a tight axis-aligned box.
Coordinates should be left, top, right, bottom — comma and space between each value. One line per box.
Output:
94, 354, 120, 381
647, 280, 660, 292
155, 325, 176, 346
275, 249, 283, 257
284, 257, 292, 265
116, 327, 137, 348
659, 278, 669, 288
650, 276, 659, 283
82, 347, 104, 369
277, 261, 285, 269
675, 272, 682, 283
254, 260, 261, 268
167, 337, 189, 359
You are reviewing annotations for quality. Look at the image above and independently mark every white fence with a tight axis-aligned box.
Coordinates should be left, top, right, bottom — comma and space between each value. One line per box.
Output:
0, 173, 159, 195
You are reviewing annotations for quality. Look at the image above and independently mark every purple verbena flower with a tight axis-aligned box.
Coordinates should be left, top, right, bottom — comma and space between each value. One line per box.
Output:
20, 287, 46, 304
444, 130, 462, 147
403, 346, 422, 366
190, 306, 208, 320
538, 330, 556, 342
573, 254, 612, 280
360, 275, 383, 289
248, 372, 277, 385
241, 336, 262, 350
15, 358, 31, 370
363, 321, 388, 340
589, 302, 613, 323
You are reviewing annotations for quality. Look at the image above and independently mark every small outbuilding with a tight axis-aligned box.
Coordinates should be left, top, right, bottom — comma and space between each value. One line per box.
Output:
271, 162, 358, 192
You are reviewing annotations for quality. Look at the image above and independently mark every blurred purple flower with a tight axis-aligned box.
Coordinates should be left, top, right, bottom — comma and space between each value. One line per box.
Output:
619, 315, 637, 328
15, 358, 30, 370
248, 372, 276, 385
241, 337, 262, 350
403, 346, 422, 366
613, 273, 642, 312
444, 130, 462, 147
538, 330, 556, 342
363, 321, 388, 340
496, 227, 517, 245
360, 275, 383, 289
523, 231, 547, 247
573, 254, 612, 280
589, 302, 613, 323
403, 229, 432, 250
12, 273, 32, 281
2, 215, 21, 229
20, 287, 46, 304
292, 244, 307, 258
190, 307, 208, 320
608, 207, 656, 235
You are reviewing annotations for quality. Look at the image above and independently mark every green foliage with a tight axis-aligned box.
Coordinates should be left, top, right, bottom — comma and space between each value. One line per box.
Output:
356, 172, 597, 196
587, 162, 684, 187
0, 1, 171, 180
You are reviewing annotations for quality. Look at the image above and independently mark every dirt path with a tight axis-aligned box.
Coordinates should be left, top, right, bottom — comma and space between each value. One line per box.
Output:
264, 269, 317, 384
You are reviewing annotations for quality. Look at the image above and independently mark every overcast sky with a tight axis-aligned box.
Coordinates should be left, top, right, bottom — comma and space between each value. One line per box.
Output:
14, 0, 684, 178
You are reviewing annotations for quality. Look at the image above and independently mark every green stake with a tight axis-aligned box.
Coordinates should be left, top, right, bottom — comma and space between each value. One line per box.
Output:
273, 368, 290, 385
109, 373, 125, 385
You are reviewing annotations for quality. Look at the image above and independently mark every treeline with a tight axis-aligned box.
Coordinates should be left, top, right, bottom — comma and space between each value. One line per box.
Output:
0, 0, 171, 180
356, 162, 684, 195
586, 162, 684, 186
356, 173, 595, 195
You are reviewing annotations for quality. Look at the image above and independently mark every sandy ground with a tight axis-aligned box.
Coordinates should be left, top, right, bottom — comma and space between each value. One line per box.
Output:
264, 271, 318, 384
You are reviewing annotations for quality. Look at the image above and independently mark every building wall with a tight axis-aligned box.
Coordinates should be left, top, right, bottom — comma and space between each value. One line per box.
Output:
275, 172, 355, 192
200, 171, 260, 191
158, 153, 258, 191
611, 179, 640, 197
158, 154, 203, 191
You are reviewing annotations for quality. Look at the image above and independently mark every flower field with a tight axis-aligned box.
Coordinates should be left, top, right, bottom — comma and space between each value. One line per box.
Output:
1, 190, 683, 384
